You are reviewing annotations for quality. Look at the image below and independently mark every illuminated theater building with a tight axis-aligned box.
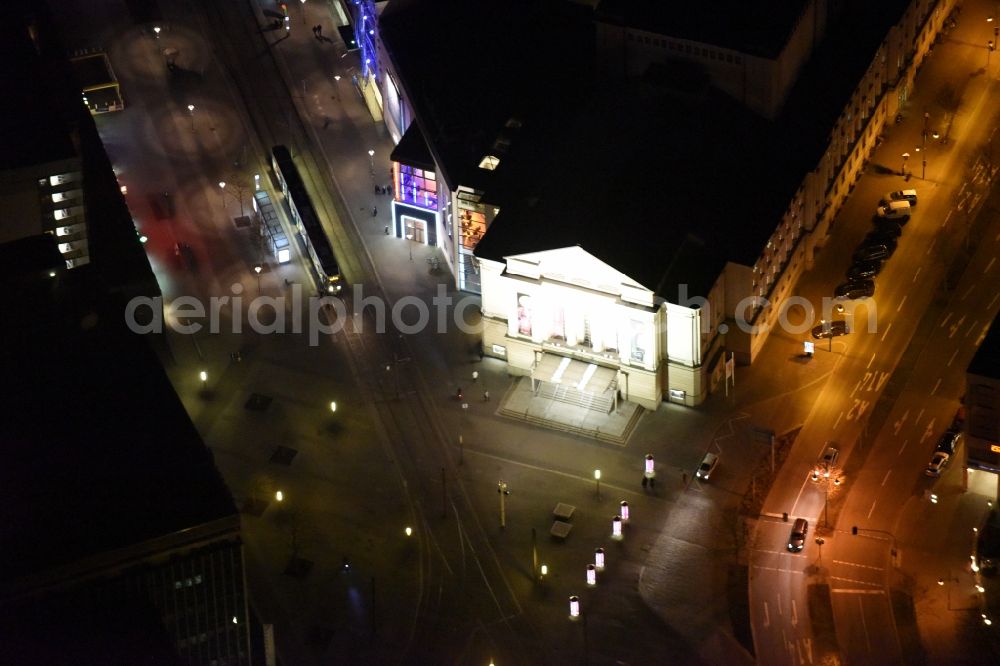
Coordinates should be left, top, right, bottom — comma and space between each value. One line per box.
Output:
374, 0, 955, 407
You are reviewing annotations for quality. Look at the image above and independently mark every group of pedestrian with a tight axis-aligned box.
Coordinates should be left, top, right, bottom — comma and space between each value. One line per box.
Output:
374, 184, 392, 195
311, 24, 324, 38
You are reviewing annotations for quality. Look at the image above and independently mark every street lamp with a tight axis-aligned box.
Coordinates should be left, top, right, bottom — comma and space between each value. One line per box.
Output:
254, 173, 260, 191
569, 595, 580, 620
254, 264, 262, 295
594, 469, 601, 499
199, 370, 208, 389
901, 152, 910, 177
406, 233, 414, 261
153, 26, 161, 38
497, 480, 509, 528
594, 547, 605, 571
586, 564, 596, 587
300, 0, 306, 24
611, 515, 623, 541
218, 181, 227, 210
330, 401, 337, 413
619, 500, 630, 522
275, 490, 284, 502
187, 103, 195, 130
368, 148, 375, 173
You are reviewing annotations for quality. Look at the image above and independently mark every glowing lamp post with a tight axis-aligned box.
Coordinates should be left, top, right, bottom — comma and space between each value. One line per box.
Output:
539, 564, 548, 579
330, 401, 337, 413
153, 26, 161, 38
619, 501, 629, 522
275, 490, 284, 502
586, 564, 596, 587
568, 595, 580, 620
594, 469, 601, 499
254, 173, 260, 191
404, 526, 412, 537
187, 103, 195, 130
644, 454, 656, 479
594, 547, 605, 571
611, 515, 623, 541
368, 149, 375, 173
199, 370, 207, 390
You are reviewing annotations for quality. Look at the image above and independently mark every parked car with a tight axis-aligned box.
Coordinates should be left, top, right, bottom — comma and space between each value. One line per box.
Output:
876, 200, 912, 220
863, 232, 898, 254
926, 451, 950, 477
882, 189, 918, 206
696, 452, 719, 480
936, 429, 961, 454
812, 320, 850, 339
853, 243, 891, 263
872, 218, 904, 236
835, 279, 875, 300
788, 518, 809, 552
848, 259, 883, 280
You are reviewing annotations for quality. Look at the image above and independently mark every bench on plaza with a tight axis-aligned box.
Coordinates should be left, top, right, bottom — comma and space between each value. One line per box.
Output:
553, 503, 575, 521
550, 520, 573, 540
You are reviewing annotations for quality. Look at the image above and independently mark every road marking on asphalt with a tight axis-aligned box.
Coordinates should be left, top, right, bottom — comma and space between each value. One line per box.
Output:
762, 512, 788, 520
962, 284, 975, 301
763, 601, 770, 628
948, 349, 959, 366
893, 410, 908, 435
830, 587, 886, 594
791, 598, 798, 626
925, 239, 936, 256
847, 399, 870, 421
916, 408, 924, 424
897, 294, 908, 311
967, 319, 979, 337
959, 182, 968, 198
803, 637, 814, 664
881, 469, 892, 486
867, 499, 877, 519
990, 293, 1000, 309
833, 559, 885, 572
898, 439, 908, 455
986, 257, 997, 273
881, 322, 893, 341
751, 565, 806, 574
940, 312, 952, 328
830, 576, 883, 588
778, 594, 783, 617
979, 323, 992, 346
922, 418, 937, 444
949, 315, 966, 338
833, 411, 843, 430
932, 378, 942, 395
867, 352, 877, 369
913, 266, 922, 283
859, 597, 872, 651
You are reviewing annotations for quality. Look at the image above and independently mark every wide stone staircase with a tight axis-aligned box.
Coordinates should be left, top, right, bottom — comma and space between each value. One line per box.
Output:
536, 381, 615, 414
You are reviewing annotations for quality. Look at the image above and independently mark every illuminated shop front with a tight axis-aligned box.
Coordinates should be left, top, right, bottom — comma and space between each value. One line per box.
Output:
390, 152, 440, 252
351, 0, 384, 122
479, 247, 706, 410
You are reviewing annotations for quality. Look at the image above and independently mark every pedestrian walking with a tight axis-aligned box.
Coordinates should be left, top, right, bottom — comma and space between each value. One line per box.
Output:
372, 205, 377, 217
384, 225, 389, 235
483, 389, 490, 402
317, 24, 323, 37
374, 184, 381, 195
312, 25, 318, 37
681, 471, 688, 484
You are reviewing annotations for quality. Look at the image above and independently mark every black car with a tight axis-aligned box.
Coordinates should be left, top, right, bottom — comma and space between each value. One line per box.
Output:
862, 232, 898, 254
936, 429, 961, 453
812, 320, 850, 339
853, 244, 890, 263
848, 259, 883, 280
872, 219, 903, 237
834, 279, 875, 300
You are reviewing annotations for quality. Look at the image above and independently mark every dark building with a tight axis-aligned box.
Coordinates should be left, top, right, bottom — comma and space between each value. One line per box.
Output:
967, 316, 1000, 474
0, 235, 250, 665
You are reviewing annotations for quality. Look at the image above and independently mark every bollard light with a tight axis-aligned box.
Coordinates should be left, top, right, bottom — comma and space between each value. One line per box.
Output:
586, 564, 596, 587
620, 501, 630, 522
404, 526, 412, 537
540, 564, 548, 578
611, 515, 623, 541
937, 579, 945, 586
330, 401, 337, 413
595, 547, 605, 571
568, 595, 580, 620
254, 173, 260, 191
275, 490, 283, 502
930, 493, 939, 504
199, 370, 208, 383
644, 453, 655, 478
977, 584, 985, 593
472, 370, 479, 381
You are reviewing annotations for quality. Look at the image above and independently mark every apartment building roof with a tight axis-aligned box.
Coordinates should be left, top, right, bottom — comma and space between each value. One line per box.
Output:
594, 0, 810, 58
969, 318, 1000, 380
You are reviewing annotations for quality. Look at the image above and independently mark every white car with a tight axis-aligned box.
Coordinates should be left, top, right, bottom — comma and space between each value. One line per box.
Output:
925, 451, 950, 477
696, 452, 719, 480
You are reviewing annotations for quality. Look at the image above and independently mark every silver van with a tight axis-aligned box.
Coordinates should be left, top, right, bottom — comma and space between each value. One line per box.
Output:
876, 200, 911, 220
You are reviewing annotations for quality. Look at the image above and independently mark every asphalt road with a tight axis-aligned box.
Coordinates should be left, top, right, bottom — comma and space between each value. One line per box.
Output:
750, 2, 1000, 663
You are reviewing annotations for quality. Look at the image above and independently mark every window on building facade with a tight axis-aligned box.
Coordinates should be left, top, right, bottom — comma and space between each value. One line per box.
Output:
398, 164, 438, 210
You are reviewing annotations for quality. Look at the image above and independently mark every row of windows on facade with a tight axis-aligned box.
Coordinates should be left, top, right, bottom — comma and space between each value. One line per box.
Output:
627, 32, 743, 65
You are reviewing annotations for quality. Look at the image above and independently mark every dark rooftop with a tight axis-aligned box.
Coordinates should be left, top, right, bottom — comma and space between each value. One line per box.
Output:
0, 13, 77, 170
474, 80, 795, 301
390, 122, 435, 172
379, 0, 594, 192
969, 316, 1000, 379
69, 52, 116, 90
0, 242, 236, 587
595, 0, 809, 58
